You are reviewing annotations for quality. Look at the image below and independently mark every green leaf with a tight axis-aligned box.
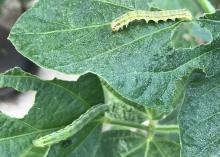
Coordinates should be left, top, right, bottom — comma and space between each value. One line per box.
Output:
179, 70, 220, 157
95, 130, 180, 157
9, 0, 220, 115
19, 146, 50, 157
47, 123, 102, 157
149, 0, 215, 15
101, 80, 149, 122
33, 104, 108, 147
0, 68, 104, 157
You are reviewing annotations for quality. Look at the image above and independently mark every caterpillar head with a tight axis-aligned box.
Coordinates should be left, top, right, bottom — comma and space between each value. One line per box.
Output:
111, 21, 120, 32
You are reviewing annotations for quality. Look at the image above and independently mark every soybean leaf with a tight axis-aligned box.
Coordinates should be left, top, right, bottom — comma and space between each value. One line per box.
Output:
0, 68, 104, 157
179, 71, 220, 157
95, 129, 180, 157
47, 123, 102, 157
9, 1, 220, 116
101, 80, 149, 122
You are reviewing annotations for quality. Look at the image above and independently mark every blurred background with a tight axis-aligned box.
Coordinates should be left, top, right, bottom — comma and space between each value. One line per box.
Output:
0, 0, 220, 118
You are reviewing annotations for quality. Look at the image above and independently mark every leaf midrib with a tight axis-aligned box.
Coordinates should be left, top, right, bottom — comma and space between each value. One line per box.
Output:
10, 23, 109, 35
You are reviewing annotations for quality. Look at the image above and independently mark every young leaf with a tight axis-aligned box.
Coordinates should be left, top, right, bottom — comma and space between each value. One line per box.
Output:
102, 80, 149, 122
179, 71, 220, 157
0, 68, 104, 157
9, 0, 220, 116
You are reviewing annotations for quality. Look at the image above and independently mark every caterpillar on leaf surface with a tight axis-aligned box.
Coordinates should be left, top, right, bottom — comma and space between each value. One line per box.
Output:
33, 104, 109, 147
111, 9, 192, 32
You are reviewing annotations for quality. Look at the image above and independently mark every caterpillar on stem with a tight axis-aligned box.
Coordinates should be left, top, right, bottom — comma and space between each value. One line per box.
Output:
33, 104, 109, 147
111, 9, 192, 32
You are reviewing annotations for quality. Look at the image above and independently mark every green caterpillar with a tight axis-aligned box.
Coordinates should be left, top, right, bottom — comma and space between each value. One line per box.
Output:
33, 104, 109, 147
111, 9, 192, 32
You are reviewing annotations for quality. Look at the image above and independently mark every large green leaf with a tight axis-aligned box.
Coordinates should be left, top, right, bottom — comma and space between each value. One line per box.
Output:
0, 68, 104, 157
9, 0, 220, 115
179, 71, 220, 157
95, 129, 180, 157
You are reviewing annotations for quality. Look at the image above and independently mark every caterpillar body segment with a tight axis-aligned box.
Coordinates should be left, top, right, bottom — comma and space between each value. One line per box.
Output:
111, 9, 192, 32
33, 104, 109, 147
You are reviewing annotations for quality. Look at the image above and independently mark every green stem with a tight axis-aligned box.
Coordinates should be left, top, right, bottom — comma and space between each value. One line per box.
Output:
144, 138, 151, 157
102, 117, 180, 134
197, 0, 215, 13
102, 118, 149, 131
155, 125, 180, 133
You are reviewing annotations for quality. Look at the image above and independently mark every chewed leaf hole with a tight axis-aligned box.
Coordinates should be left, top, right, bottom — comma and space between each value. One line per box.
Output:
0, 91, 36, 118
171, 22, 213, 49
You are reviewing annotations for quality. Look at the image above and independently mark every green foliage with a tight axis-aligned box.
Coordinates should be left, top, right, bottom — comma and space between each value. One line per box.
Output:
9, 0, 220, 115
33, 104, 108, 147
96, 130, 180, 157
179, 71, 220, 157
0, 68, 104, 157
0, 0, 219, 156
